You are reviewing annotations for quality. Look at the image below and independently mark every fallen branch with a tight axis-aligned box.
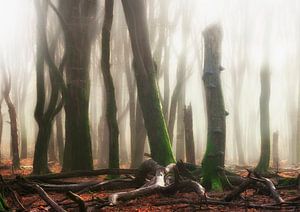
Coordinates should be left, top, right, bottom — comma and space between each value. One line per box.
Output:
32, 184, 66, 212
66, 191, 86, 212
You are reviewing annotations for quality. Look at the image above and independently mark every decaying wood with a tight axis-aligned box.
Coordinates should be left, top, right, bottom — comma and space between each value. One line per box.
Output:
66, 191, 86, 212
2, 160, 299, 211
32, 184, 66, 212
109, 160, 205, 205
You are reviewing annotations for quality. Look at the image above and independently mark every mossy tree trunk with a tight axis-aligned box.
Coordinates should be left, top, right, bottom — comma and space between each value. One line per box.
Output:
255, 68, 271, 173
101, 0, 119, 169
122, 0, 175, 166
61, 0, 97, 171
201, 24, 226, 191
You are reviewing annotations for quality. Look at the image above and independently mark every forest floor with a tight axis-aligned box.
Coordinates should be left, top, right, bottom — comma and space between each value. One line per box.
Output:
0, 159, 300, 211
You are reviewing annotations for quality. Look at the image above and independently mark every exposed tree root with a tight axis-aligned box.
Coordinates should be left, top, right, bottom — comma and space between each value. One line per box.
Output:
109, 161, 205, 205
1, 160, 300, 211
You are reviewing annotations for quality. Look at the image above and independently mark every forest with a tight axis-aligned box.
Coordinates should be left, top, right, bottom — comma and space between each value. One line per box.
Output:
0, 0, 300, 211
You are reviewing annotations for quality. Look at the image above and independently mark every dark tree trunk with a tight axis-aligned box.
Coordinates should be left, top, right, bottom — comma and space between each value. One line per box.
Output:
255, 68, 271, 173
100, 0, 119, 169
33, 0, 66, 174
121, 0, 175, 166
184, 104, 195, 164
55, 112, 64, 165
61, 0, 97, 171
201, 24, 226, 191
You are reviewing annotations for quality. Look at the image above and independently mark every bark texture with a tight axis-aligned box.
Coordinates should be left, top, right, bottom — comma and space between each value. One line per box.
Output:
101, 0, 119, 169
201, 24, 226, 191
61, 0, 97, 171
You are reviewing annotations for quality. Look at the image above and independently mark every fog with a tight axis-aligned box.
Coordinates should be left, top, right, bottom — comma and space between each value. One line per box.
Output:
0, 0, 300, 167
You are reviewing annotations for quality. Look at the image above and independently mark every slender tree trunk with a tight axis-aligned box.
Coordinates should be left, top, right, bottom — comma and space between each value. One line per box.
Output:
100, 0, 119, 169
232, 96, 245, 165
201, 24, 226, 191
255, 68, 271, 173
5, 95, 20, 169
48, 129, 56, 162
121, 0, 175, 166
20, 108, 27, 159
184, 104, 195, 164
132, 100, 147, 168
62, 0, 97, 171
55, 112, 64, 165
124, 36, 137, 167
272, 131, 279, 171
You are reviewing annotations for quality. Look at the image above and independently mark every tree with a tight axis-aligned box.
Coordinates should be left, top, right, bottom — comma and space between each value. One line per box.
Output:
255, 67, 271, 173
33, 0, 65, 174
121, 0, 175, 166
184, 104, 196, 164
101, 0, 119, 169
1, 63, 20, 169
61, 0, 97, 171
201, 24, 227, 191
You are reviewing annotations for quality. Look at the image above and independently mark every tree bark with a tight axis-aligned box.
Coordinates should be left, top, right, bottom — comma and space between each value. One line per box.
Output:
255, 68, 271, 173
272, 131, 279, 171
61, 0, 97, 171
201, 24, 226, 191
5, 95, 20, 169
48, 129, 57, 162
100, 0, 119, 169
121, 0, 175, 166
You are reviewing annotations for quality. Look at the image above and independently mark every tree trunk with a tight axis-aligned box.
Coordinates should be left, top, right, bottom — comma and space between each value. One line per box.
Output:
62, 0, 97, 171
132, 100, 147, 168
123, 34, 137, 167
20, 108, 27, 159
184, 104, 195, 164
121, 0, 175, 166
255, 68, 271, 173
100, 0, 119, 170
48, 129, 57, 162
33, 0, 66, 174
201, 24, 226, 191
272, 131, 279, 171
55, 112, 64, 165
5, 95, 20, 169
